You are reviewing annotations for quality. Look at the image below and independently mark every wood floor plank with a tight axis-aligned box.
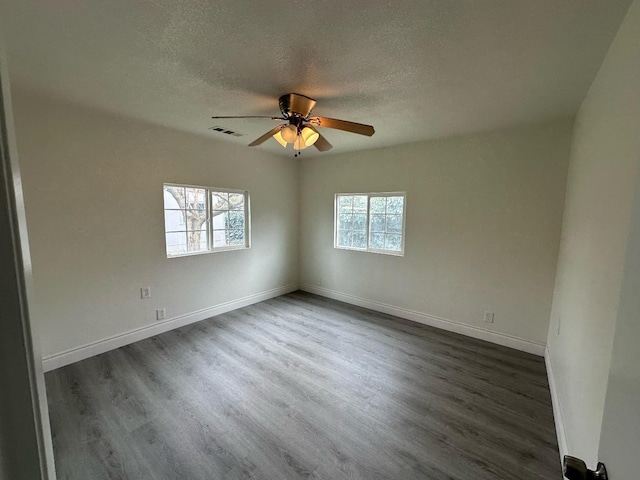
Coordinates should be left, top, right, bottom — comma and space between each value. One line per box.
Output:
45, 291, 560, 479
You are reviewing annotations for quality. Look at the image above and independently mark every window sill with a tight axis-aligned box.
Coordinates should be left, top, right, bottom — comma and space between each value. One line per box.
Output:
167, 245, 250, 258
334, 246, 404, 257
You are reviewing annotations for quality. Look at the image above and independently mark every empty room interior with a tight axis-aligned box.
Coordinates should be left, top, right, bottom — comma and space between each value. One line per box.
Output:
1, 1, 640, 479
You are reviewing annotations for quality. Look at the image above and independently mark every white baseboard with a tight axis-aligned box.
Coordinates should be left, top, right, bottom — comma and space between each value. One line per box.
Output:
545, 346, 569, 464
299, 284, 546, 357
42, 283, 299, 372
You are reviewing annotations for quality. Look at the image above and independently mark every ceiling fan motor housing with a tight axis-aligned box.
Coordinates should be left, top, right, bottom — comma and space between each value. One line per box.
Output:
279, 93, 317, 120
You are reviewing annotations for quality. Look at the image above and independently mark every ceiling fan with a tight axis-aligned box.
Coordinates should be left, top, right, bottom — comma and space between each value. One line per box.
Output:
211, 93, 375, 154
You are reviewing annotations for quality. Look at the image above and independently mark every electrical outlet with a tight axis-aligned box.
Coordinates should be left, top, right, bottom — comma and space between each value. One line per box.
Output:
141, 287, 151, 299
483, 311, 494, 323
156, 308, 166, 321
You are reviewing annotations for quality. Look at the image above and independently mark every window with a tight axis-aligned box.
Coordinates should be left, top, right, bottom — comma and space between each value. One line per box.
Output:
335, 192, 406, 255
163, 184, 250, 257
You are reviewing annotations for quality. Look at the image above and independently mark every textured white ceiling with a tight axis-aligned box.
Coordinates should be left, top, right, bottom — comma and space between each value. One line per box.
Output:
2, 0, 632, 156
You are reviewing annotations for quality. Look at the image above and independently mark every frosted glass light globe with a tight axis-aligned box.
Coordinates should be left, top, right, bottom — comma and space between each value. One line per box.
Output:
273, 130, 287, 147
294, 135, 310, 150
300, 126, 319, 146
281, 124, 298, 143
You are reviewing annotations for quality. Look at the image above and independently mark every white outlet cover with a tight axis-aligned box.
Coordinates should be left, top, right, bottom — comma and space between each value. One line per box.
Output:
483, 311, 495, 323
141, 287, 151, 299
156, 309, 166, 321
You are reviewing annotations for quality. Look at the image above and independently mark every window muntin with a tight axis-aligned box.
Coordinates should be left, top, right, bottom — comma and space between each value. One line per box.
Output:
164, 184, 249, 257
335, 193, 406, 255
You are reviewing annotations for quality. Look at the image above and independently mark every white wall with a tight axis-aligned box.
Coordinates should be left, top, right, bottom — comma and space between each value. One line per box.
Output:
598, 155, 640, 479
299, 119, 572, 351
545, 0, 640, 467
12, 92, 300, 361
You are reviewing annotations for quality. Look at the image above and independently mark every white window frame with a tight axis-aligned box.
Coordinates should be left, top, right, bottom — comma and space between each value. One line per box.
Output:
164, 183, 251, 258
334, 192, 406, 256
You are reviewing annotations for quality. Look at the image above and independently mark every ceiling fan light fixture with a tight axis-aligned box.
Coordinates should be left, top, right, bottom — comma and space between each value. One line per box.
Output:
281, 124, 298, 143
301, 126, 319, 146
213, 93, 373, 152
273, 130, 288, 147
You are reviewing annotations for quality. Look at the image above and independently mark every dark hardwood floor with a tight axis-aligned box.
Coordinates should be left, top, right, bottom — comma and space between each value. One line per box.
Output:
45, 291, 560, 479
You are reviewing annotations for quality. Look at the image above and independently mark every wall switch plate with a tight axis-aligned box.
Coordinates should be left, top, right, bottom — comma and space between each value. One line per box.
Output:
141, 287, 151, 299
483, 311, 495, 323
156, 308, 166, 321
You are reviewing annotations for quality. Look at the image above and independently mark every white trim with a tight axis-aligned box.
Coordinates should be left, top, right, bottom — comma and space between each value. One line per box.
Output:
300, 283, 546, 356
42, 283, 298, 372
545, 346, 569, 465
1, 38, 56, 479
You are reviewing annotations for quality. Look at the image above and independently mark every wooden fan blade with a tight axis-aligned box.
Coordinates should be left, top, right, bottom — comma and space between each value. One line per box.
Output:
211, 116, 285, 120
308, 116, 375, 136
313, 133, 333, 152
248, 125, 285, 146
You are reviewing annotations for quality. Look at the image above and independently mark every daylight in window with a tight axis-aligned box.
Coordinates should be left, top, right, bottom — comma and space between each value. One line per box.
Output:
164, 184, 249, 257
335, 193, 406, 255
